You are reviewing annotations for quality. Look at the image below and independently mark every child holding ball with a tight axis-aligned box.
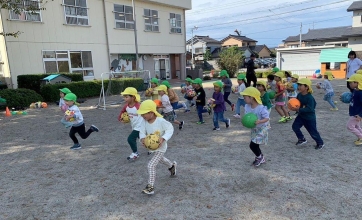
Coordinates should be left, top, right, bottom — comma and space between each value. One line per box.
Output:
290, 78, 324, 150
211, 81, 231, 130
346, 74, 362, 146
240, 87, 270, 167
118, 87, 144, 160
138, 100, 177, 195
274, 72, 291, 123
59, 87, 73, 128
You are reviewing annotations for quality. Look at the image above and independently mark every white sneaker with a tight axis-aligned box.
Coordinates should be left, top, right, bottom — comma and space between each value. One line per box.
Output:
233, 114, 241, 118
127, 152, 139, 160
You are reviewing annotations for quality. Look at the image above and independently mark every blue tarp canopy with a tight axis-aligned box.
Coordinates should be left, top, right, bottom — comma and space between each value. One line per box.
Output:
319, 48, 351, 63
43, 74, 61, 81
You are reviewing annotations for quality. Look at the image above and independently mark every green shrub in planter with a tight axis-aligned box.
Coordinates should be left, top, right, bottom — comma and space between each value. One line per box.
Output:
255, 72, 263, 78
0, 88, 43, 109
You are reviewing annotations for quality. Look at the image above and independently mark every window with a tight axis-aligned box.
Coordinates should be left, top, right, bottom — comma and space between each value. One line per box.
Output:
114, 4, 134, 29
43, 50, 94, 77
9, 0, 41, 22
170, 13, 181, 33
144, 9, 159, 32
63, 0, 89, 26
325, 62, 341, 70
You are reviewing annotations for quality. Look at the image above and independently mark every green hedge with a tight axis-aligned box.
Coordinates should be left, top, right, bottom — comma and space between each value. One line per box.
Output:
0, 88, 43, 109
18, 73, 83, 94
40, 78, 145, 102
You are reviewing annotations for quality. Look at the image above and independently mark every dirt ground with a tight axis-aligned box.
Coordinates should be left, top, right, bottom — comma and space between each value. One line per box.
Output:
0, 78, 361, 220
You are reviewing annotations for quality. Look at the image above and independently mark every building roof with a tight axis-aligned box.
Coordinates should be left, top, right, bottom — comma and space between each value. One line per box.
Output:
221, 34, 257, 43
341, 26, 362, 37
186, 35, 221, 44
283, 26, 351, 42
347, 1, 362, 11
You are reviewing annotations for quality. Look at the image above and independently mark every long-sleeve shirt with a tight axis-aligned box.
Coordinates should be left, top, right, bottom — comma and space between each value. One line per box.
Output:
320, 79, 334, 94
237, 83, 246, 99
347, 58, 362, 78
261, 92, 272, 110
160, 94, 173, 113
66, 104, 84, 127
118, 102, 144, 131
349, 90, 362, 117
195, 87, 206, 106
221, 78, 232, 93
246, 59, 255, 75
167, 88, 179, 103
139, 117, 174, 153
212, 91, 226, 113
296, 93, 317, 120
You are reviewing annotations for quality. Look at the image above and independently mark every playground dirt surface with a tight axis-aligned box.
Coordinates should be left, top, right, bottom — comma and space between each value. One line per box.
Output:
0, 78, 361, 219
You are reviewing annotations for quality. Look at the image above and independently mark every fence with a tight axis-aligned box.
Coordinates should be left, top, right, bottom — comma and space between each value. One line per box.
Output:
289, 70, 316, 77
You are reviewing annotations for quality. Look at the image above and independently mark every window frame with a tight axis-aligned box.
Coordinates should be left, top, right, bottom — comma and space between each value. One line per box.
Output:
144, 9, 159, 32
113, 4, 134, 30
9, 0, 42, 22
63, 0, 89, 26
169, 13, 182, 34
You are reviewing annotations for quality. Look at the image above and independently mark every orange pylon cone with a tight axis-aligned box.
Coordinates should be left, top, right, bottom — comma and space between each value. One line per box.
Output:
5, 106, 11, 117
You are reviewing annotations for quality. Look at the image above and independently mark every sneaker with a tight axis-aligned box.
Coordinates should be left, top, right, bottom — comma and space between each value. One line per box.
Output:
355, 139, 362, 146
286, 116, 293, 121
315, 144, 325, 150
334, 101, 338, 104
296, 138, 307, 146
127, 152, 139, 160
190, 103, 195, 107
182, 102, 187, 109
90, 125, 99, 132
226, 118, 230, 128
231, 103, 235, 111
278, 117, 287, 123
70, 144, 81, 150
168, 161, 177, 176
142, 184, 154, 195
252, 155, 265, 167
196, 121, 205, 124
330, 108, 338, 111
147, 151, 153, 155
233, 114, 241, 119
179, 121, 184, 130
184, 109, 190, 113
207, 107, 211, 115
213, 127, 220, 131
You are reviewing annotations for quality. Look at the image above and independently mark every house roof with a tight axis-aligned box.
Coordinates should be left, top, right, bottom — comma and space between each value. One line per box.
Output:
221, 35, 257, 43
341, 26, 362, 37
239, 45, 270, 54
186, 35, 221, 44
347, 1, 362, 11
283, 26, 351, 42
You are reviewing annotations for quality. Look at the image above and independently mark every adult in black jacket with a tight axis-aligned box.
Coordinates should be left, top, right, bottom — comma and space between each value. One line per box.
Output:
246, 54, 257, 87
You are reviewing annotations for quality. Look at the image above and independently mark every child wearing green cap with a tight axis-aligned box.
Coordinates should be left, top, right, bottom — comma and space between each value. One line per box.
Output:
211, 81, 230, 130
59, 88, 73, 128
182, 77, 195, 112
233, 74, 247, 118
192, 78, 209, 124
161, 81, 187, 113
63, 93, 99, 150
220, 70, 235, 111
150, 78, 161, 100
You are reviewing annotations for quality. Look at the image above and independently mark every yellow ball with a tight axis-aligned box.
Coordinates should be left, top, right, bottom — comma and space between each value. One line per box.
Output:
144, 134, 161, 150
121, 112, 130, 123
145, 88, 153, 97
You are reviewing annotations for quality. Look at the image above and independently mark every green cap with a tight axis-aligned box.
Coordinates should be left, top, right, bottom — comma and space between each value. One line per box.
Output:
150, 78, 159, 85
161, 80, 171, 88
220, 70, 229, 78
272, 67, 280, 72
237, 74, 246, 80
213, 81, 223, 88
185, 77, 192, 82
192, 78, 203, 87
59, 88, 72, 94
64, 93, 77, 102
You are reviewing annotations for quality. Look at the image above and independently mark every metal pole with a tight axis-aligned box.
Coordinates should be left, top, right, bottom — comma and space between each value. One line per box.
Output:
191, 29, 194, 69
299, 22, 302, 47
132, 0, 139, 70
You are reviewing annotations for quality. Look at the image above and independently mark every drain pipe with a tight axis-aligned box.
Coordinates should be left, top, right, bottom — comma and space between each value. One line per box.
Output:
102, 0, 111, 71
0, 12, 13, 88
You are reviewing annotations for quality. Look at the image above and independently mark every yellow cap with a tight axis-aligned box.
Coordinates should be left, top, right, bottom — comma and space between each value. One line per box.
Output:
156, 85, 168, 95
121, 87, 141, 102
347, 74, 362, 90
256, 80, 267, 89
324, 71, 334, 81
297, 78, 313, 93
137, 100, 163, 117
240, 87, 262, 104
291, 74, 299, 79
275, 71, 285, 78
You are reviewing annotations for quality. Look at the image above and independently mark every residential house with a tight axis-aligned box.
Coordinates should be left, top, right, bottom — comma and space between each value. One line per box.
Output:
221, 35, 257, 48
0, 0, 192, 88
186, 35, 221, 61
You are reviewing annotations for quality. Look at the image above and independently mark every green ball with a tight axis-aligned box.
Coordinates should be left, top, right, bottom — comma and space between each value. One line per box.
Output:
22, 111, 28, 115
241, 113, 258, 128
268, 90, 276, 99
11, 111, 17, 115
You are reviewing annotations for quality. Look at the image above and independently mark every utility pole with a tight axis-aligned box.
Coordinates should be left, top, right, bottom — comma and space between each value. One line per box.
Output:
191, 26, 198, 69
299, 22, 302, 47
132, 0, 139, 70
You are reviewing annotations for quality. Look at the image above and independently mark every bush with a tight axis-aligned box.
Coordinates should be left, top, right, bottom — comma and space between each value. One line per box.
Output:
0, 84, 7, 90
255, 72, 263, 78
40, 78, 144, 102
18, 73, 83, 94
203, 75, 211, 81
0, 88, 43, 109
212, 72, 220, 78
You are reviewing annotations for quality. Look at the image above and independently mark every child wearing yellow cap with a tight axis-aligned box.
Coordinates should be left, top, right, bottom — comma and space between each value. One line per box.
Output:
63, 93, 99, 150
316, 72, 338, 111
290, 78, 324, 150
119, 87, 144, 160
137, 100, 177, 195
183, 77, 196, 111
287, 74, 299, 99
346, 74, 362, 146
240, 87, 270, 167
211, 81, 231, 130
274, 72, 292, 123
161, 80, 187, 113
156, 85, 184, 130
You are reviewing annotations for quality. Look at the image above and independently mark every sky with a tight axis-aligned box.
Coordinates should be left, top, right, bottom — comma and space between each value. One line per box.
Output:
185, 0, 354, 48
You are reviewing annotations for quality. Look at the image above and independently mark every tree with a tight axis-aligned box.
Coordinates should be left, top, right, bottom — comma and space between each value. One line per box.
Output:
203, 49, 212, 61
217, 46, 244, 78
270, 49, 276, 58
0, 0, 53, 37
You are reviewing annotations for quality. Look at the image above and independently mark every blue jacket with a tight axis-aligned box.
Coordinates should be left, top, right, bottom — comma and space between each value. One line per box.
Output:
349, 90, 362, 117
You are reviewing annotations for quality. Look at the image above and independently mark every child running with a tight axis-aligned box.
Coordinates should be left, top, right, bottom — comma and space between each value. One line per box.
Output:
118, 87, 144, 160
220, 70, 235, 111
256, 81, 272, 129
63, 93, 99, 150
211, 81, 230, 130
233, 74, 247, 118
137, 100, 177, 195
317, 71, 338, 111
290, 78, 324, 150
274, 72, 291, 123
182, 77, 195, 112
161, 81, 187, 112
192, 78, 210, 124
346, 74, 362, 146
59, 87, 73, 128
146, 78, 160, 100
240, 87, 270, 166
267, 74, 277, 106
156, 85, 184, 130
287, 74, 299, 99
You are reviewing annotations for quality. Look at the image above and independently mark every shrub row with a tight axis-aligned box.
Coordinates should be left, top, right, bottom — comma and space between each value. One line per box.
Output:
0, 88, 43, 109
18, 73, 83, 94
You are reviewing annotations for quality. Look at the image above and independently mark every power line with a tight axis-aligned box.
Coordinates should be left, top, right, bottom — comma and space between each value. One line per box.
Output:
186, 0, 263, 15
269, 9, 295, 25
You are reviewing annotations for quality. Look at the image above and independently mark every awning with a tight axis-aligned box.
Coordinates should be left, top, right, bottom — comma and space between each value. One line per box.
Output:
319, 48, 351, 62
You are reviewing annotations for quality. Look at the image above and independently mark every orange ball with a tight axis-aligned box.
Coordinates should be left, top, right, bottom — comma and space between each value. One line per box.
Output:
154, 99, 162, 107
41, 102, 48, 108
287, 98, 301, 110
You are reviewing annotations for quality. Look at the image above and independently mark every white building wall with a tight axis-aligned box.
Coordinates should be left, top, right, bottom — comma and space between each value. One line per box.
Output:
348, 37, 362, 51
352, 11, 362, 27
